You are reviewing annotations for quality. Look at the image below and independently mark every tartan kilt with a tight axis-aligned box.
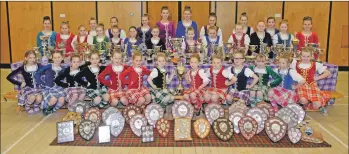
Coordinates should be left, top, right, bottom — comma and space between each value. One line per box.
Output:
269, 87, 298, 107
126, 87, 150, 103
109, 89, 126, 101
296, 83, 331, 110
17, 87, 43, 106
228, 89, 250, 105
65, 87, 86, 103
250, 85, 270, 101
42, 86, 66, 109
206, 87, 229, 104
150, 89, 173, 108
86, 86, 108, 99
183, 87, 206, 109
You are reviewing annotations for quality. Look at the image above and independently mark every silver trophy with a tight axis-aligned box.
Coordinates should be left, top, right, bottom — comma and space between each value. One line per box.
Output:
164, 49, 173, 62
170, 37, 184, 64
145, 49, 154, 64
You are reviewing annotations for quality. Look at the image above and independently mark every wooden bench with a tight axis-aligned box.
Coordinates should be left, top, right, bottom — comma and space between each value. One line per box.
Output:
2, 90, 345, 113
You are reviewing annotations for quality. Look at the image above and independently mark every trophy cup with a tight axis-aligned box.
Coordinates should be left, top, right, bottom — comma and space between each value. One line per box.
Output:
260, 43, 268, 55
146, 49, 154, 64
307, 43, 323, 62
154, 45, 161, 53
292, 37, 299, 52
185, 45, 195, 64
33, 47, 42, 63
246, 45, 257, 63
164, 49, 173, 62
170, 38, 184, 65
224, 43, 233, 63
175, 62, 186, 95
83, 48, 91, 62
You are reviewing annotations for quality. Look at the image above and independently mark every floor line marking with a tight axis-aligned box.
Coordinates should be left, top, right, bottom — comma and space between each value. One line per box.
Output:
306, 115, 348, 149
2, 114, 52, 154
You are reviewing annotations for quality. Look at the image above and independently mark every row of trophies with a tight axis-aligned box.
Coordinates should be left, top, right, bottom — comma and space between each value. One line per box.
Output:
34, 34, 324, 66
57, 100, 323, 144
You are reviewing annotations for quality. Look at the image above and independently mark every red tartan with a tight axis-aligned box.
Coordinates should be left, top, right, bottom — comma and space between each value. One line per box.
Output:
296, 83, 330, 109
206, 87, 228, 104
109, 89, 126, 102
184, 87, 206, 109
126, 87, 150, 103
270, 87, 298, 107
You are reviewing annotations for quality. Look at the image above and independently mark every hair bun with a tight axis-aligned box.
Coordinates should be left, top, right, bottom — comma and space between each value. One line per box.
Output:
43, 16, 50, 20
241, 12, 247, 16
98, 23, 104, 27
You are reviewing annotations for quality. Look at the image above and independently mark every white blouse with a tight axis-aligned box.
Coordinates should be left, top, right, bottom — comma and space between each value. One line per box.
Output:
272, 33, 295, 45
112, 65, 124, 73
227, 34, 251, 46
232, 27, 254, 36
189, 69, 210, 84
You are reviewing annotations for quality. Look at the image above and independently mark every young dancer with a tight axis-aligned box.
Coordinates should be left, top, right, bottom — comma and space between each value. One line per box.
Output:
200, 12, 222, 38
137, 14, 152, 42
88, 17, 98, 36
176, 6, 198, 40
7, 50, 43, 114
249, 54, 282, 106
268, 53, 305, 111
201, 26, 223, 57
272, 20, 294, 47
227, 50, 258, 104
183, 54, 210, 114
35, 50, 66, 115
249, 20, 273, 58
120, 51, 152, 108
296, 16, 320, 60
204, 55, 235, 104
71, 25, 89, 56
181, 26, 198, 51
105, 17, 127, 39
145, 26, 166, 50
265, 17, 279, 37
233, 12, 254, 37
228, 23, 250, 54
56, 21, 75, 58
75, 51, 109, 108
123, 26, 142, 58
156, 6, 176, 49
98, 50, 129, 107
291, 47, 330, 113
147, 52, 175, 108
36, 16, 56, 56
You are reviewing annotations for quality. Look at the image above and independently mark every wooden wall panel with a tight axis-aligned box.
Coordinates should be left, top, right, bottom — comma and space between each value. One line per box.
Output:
237, 2, 283, 30
98, 2, 141, 32
147, 2, 178, 28
181, 2, 210, 36
8, 2, 51, 62
53, 2, 96, 34
284, 2, 330, 61
1, 2, 10, 64
328, 2, 348, 66
216, 2, 236, 41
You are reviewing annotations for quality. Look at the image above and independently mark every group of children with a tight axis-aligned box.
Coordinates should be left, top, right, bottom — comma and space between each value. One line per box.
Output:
7, 6, 331, 116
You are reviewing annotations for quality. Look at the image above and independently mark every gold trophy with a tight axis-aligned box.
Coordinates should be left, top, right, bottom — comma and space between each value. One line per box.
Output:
246, 45, 257, 63
33, 47, 42, 63
307, 43, 323, 62
170, 37, 184, 64
224, 42, 233, 64
164, 49, 173, 62
175, 62, 186, 95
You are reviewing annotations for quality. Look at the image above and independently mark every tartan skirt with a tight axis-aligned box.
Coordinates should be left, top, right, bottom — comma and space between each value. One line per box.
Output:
269, 87, 298, 108
250, 85, 270, 101
296, 83, 331, 110
42, 86, 66, 109
126, 87, 150, 104
150, 89, 173, 108
109, 89, 127, 101
183, 87, 206, 110
206, 87, 229, 104
86, 86, 108, 99
65, 87, 86, 103
17, 87, 43, 106
228, 89, 250, 105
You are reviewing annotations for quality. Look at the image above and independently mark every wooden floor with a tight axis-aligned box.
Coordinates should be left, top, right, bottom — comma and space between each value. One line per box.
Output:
1, 69, 348, 154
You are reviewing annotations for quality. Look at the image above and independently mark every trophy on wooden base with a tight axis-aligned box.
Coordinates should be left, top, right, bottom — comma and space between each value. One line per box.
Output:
246, 45, 257, 64
175, 62, 185, 95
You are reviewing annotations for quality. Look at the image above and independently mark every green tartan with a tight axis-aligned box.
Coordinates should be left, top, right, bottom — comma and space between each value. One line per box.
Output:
251, 85, 270, 101
150, 89, 173, 108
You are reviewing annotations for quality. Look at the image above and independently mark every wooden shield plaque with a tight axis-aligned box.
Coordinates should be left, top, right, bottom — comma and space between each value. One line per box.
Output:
123, 105, 141, 125
286, 103, 305, 124
84, 107, 102, 127
238, 116, 258, 140
130, 114, 147, 137
78, 119, 96, 141
276, 107, 299, 129
57, 121, 74, 143
228, 110, 244, 134
246, 107, 268, 134
145, 103, 164, 126
300, 126, 324, 143
174, 118, 192, 141
172, 100, 194, 119
288, 127, 302, 144
212, 117, 234, 141
257, 102, 275, 118
205, 103, 225, 125
193, 118, 210, 139
265, 117, 287, 142
155, 118, 170, 137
